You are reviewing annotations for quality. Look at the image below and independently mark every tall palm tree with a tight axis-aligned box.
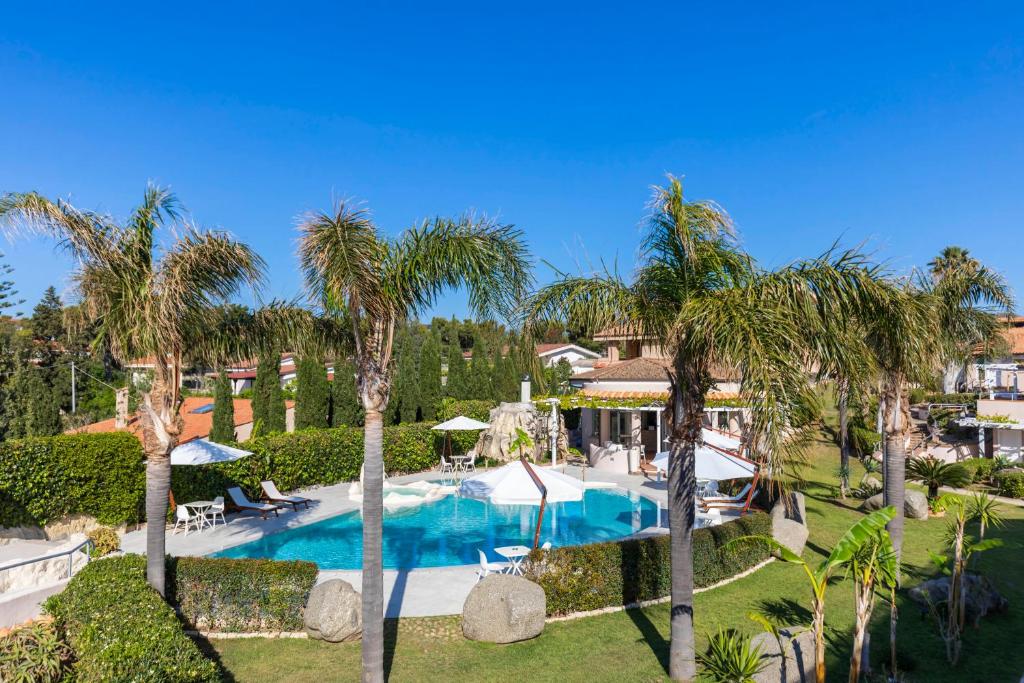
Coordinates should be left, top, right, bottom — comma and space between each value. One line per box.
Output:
297, 200, 531, 683
0, 185, 264, 595
524, 177, 877, 681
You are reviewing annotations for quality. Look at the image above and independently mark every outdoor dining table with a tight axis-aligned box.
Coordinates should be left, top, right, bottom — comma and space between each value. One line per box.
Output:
495, 545, 531, 575
450, 454, 473, 476
184, 500, 215, 530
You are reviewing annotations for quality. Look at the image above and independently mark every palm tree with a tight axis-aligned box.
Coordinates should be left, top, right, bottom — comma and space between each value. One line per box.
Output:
524, 177, 878, 681
928, 246, 975, 278
296, 200, 530, 683
0, 186, 264, 595
906, 456, 970, 500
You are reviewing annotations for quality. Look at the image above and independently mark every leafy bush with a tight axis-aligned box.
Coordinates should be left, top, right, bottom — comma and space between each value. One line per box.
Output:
0, 621, 73, 683
994, 470, 1024, 499
697, 628, 768, 682
0, 433, 145, 528
44, 555, 219, 682
957, 458, 995, 484
906, 457, 971, 498
86, 526, 120, 557
168, 556, 318, 632
172, 422, 466, 502
525, 513, 771, 616
849, 426, 881, 458
436, 397, 496, 423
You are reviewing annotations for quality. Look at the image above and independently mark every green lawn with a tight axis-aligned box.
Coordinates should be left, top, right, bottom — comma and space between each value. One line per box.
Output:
211, 427, 1024, 682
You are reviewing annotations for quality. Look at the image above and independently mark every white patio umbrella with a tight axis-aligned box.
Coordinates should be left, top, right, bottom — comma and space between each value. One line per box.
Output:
702, 428, 743, 454
650, 445, 755, 481
170, 439, 253, 466
432, 415, 490, 463
459, 460, 584, 505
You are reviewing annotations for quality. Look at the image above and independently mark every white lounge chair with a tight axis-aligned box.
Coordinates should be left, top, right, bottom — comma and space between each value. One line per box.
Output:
172, 506, 201, 535
207, 496, 227, 527
261, 481, 312, 511
700, 483, 752, 506
701, 483, 758, 515
227, 487, 282, 519
476, 549, 511, 581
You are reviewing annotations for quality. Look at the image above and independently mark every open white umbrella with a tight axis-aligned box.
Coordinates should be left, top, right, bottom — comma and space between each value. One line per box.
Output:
459, 460, 584, 505
650, 445, 755, 481
702, 428, 743, 454
431, 416, 490, 431
170, 439, 253, 466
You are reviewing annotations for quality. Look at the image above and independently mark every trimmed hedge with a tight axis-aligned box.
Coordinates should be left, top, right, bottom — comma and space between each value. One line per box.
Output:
44, 555, 219, 682
436, 397, 496, 423
958, 457, 996, 484
526, 512, 772, 616
172, 421, 475, 503
169, 556, 318, 632
994, 470, 1024, 499
0, 433, 145, 528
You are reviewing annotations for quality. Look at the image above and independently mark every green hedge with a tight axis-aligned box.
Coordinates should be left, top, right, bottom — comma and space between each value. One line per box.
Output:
172, 421, 475, 503
0, 433, 145, 528
45, 555, 219, 682
168, 556, 318, 632
436, 397, 496, 423
958, 458, 996, 484
525, 512, 772, 616
994, 470, 1024, 498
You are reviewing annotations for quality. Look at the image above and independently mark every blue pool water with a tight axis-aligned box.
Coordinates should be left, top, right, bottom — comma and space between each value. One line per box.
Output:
212, 488, 659, 570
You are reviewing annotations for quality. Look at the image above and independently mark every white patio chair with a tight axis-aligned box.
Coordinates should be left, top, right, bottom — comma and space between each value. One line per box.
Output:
207, 496, 227, 527
439, 456, 455, 477
463, 450, 477, 474
172, 506, 200, 535
476, 549, 511, 582
541, 541, 552, 551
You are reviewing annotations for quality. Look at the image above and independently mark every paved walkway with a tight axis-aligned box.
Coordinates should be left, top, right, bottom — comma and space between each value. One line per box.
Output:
119, 465, 729, 617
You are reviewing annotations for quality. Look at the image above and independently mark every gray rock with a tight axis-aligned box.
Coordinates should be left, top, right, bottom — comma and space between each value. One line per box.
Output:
908, 573, 1008, 626
862, 475, 883, 490
462, 574, 546, 643
904, 489, 929, 520
771, 493, 808, 555
304, 579, 362, 642
751, 628, 815, 683
860, 491, 928, 520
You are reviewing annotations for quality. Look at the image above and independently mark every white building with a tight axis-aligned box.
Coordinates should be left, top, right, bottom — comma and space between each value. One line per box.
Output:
535, 343, 601, 375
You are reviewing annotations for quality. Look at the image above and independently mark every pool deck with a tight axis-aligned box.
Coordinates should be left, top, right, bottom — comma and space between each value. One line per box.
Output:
121, 466, 723, 618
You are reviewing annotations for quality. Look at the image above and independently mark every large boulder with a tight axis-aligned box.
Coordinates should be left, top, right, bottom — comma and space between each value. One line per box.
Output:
751, 628, 815, 683
771, 492, 808, 555
908, 573, 1008, 626
462, 574, 546, 643
474, 402, 569, 463
860, 491, 929, 520
304, 579, 362, 642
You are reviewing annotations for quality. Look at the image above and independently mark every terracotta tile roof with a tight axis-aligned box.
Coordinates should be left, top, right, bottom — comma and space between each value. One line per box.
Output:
68, 396, 293, 444
577, 388, 741, 401
593, 325, 647, 341
573, 357, 672, 381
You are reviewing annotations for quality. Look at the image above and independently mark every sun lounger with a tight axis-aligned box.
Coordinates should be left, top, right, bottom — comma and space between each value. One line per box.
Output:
700, 483, 758, 515
260, 480, 312, 511
227, 487, 282, 519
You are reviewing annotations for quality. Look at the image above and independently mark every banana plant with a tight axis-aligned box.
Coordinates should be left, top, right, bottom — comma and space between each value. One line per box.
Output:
729, 506, 897, 683
509, 427, 535, 461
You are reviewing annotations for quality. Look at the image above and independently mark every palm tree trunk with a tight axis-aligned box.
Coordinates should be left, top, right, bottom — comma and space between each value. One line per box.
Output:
813, 598, 826, 683
889, 589, 898, 679
144, 450, 171, 596
838, 380, 851, 498
849, 580, 874, 683
667, 361, 701, 682
882, 377, 907, 564
362, 407, 385, 683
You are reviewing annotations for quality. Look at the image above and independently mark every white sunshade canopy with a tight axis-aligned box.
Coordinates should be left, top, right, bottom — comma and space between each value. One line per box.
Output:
651, 445, 756, 481
702, 428, 742, 453
459, 461, 584, 505
170, 439, 253, 466
432, 416, 490, 431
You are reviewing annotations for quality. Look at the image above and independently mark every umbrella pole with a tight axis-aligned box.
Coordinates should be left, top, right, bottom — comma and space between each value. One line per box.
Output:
520, 455, 549, 549
533, 494, 547, 549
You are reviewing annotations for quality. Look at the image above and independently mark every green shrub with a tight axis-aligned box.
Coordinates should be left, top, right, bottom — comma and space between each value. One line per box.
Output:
922, 392, 978, 409
168, 556, 318, 632
958, 458, 995, 484
86, 526, 120, 557
0, 433, 145, 528
0, 621, 73, 683
525, 513, 771, 616
44, 555, 219, 682
849, 426, 881, 458
172, 422, 469, 503
994, 470, 1024, 499
436, 397, 496, 422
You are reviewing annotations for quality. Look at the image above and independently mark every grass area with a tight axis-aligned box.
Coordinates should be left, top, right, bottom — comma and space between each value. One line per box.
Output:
211, 423, 1024, 682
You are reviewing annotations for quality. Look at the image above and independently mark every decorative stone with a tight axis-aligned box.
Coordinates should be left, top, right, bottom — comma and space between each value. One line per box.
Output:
474, 402, 567, 463
908, 573, 1008, 626
771, 492, 808, 555
751, 628, 815, 683
304, 579, 362, 642
862, 475, 883, 491
462, 574, 546, 643
860, 491, 928, 520
860, 493, 885, 511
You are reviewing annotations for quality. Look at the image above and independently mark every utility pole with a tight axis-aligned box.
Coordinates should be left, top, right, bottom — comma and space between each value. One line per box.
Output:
71, 361, 77, 414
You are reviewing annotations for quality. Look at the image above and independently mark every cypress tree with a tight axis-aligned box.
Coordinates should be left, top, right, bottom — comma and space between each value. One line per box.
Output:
295, 356, 330, 429
210, 370, 235, 443
418, 331, 442, 420
252, 353, 286, 435
489, 344, 510, 401
391, 330, 420, 424
444, 340, 467, 399
331, 357, 364, 427
467, 337, 491, 400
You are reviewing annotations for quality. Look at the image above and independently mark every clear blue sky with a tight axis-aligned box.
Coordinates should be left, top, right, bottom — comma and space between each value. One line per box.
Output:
2, 2, 1022, 319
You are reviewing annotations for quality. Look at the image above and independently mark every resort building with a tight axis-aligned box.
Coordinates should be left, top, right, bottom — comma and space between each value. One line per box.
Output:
965, 397, 1024, 462
965, 315, 1024, 394
223, 352, 335, 395
535, 343, 601, 375
568, 327, 744, 470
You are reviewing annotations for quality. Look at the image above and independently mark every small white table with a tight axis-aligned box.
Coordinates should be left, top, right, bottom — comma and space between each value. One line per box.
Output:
494, 545, 531, 575
184, 501, 214, 530
451, 455, 473, 476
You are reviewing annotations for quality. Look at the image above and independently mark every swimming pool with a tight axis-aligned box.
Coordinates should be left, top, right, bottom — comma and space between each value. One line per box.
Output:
212, 488, 659, 570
